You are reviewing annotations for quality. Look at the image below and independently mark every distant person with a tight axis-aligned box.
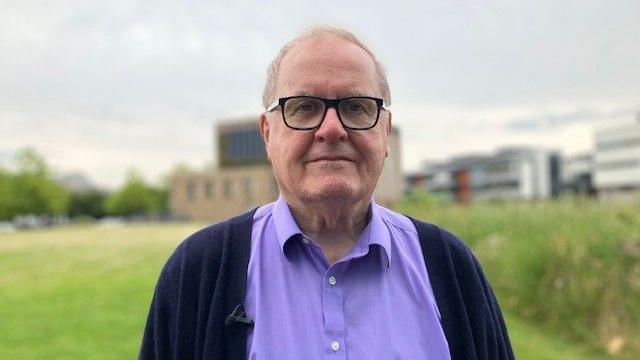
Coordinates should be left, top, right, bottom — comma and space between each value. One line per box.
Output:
139, 26, 514, 360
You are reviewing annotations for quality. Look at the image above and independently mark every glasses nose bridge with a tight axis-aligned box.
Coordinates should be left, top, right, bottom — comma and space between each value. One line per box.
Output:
321, 98, 343, 123
318, 98, 346, 131
323, 98, 341, 111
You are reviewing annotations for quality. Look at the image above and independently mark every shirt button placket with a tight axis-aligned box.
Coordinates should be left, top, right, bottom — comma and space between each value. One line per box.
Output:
323, 269, 346, 359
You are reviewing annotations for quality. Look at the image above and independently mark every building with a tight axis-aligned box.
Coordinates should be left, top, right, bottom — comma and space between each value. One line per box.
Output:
57, 172, 98, 193
170, 117, 403, 221
410, 147, 561, 203
594, 115, 640, 200
561, 153, 595, 195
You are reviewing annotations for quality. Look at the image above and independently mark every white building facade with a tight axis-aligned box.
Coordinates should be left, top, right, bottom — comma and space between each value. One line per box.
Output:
418, 147, 560, 203
594, 118, 640, 199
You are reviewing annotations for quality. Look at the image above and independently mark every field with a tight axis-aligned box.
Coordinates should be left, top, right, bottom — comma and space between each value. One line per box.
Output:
1, 198, 638, 359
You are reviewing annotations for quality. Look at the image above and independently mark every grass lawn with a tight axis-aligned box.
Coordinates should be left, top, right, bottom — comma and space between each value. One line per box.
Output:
0, 221, 619, 359
505, 313, 611, 360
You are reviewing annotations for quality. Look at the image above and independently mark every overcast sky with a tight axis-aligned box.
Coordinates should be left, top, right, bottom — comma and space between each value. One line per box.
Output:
1, 0, 639, 189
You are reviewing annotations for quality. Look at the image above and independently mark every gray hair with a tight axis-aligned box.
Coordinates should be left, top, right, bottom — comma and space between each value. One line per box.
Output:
262, 26, 391, 109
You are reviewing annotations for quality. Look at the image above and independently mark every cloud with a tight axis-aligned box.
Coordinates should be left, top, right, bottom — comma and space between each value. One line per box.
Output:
1, 1, 640, 186
505, 107, 638, 132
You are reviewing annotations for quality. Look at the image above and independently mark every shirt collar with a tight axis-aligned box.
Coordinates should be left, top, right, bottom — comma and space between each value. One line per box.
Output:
272, 195, 392, 268
367, 202, 393, 268
272, 195, 304, 250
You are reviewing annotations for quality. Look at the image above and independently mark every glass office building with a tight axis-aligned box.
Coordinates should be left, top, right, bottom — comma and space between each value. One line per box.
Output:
218, 126, 268, 167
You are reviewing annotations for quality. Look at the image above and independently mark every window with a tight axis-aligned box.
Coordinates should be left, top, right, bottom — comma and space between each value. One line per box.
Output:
224, 179, 234, 199
205, 181, 215, 199
596, 137, 640, 151
187, 182, 197, 202
244, 177, 254, 200
596, 159, 639, 171
223, 129, 267, 164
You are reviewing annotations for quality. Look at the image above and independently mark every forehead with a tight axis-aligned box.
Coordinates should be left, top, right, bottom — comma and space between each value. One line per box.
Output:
276, 35, 380, 98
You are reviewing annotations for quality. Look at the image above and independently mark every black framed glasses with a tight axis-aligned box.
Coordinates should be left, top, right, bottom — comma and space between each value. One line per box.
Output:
266, 96, 387, 130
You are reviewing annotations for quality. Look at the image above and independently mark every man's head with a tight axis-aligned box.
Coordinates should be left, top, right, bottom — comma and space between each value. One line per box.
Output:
260, 27, 392, 207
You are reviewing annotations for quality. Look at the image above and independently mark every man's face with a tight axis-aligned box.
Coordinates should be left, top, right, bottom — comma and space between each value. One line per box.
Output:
261, 35, 391, 205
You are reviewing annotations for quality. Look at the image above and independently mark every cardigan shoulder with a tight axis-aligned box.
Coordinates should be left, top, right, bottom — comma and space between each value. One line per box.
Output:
407, 217, 479, 275
160, 210, 256, 279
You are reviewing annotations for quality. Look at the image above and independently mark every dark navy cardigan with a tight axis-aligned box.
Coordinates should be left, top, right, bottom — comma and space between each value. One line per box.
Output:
139, 209, 515, 359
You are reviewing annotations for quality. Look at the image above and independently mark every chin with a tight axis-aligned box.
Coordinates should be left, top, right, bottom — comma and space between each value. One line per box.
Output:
302, 180, 362, 203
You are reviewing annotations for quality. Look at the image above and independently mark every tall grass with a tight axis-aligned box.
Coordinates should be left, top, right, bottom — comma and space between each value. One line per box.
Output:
397, 195, 640, 358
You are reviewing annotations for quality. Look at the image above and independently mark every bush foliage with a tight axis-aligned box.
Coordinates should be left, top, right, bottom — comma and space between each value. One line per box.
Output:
0, 149, 70, 220
0, 149, 169, 220
105, 170, 167, 216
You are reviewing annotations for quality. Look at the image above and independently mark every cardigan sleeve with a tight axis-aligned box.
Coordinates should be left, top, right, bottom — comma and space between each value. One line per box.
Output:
139, 241, 187, 360
139, 264, 169, 359
138, 224, 225, 360
470, 254, 514, 359
439, 226, 514, 359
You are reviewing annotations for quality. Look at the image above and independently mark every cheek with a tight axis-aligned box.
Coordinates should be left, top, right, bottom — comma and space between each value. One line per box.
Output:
269, 134, 309, 170
364, 154, 385, 177
352, 135, 386, 171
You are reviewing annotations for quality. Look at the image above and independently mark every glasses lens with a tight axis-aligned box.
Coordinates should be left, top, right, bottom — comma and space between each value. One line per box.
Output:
338, 98, 378, 129
283, 97, 325, 128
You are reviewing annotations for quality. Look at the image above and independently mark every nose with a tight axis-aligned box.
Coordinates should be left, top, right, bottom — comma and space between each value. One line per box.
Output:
314, 107, 348, 142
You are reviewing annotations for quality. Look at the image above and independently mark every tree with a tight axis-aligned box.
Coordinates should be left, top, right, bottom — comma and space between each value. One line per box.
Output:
105, 170, 167, 216
9, 148, 70, 217
0, 166, 15, 220
68, 190, 108, 219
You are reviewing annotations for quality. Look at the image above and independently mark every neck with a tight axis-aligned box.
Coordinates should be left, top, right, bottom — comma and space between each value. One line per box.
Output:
283, 193, 371, 264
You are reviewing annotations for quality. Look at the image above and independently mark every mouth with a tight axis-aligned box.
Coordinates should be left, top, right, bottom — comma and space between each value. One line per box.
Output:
308, 156, 354, 163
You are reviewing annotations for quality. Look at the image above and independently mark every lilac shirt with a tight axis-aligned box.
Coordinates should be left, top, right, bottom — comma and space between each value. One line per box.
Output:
244, 197, 451, 359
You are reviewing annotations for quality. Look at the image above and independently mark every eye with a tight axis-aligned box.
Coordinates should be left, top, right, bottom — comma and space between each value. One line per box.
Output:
283, 98, 324, 120
298, 102, 316, 113
290, 99, 321, 115
342, 98, 375, 115
347, 102, 362, 112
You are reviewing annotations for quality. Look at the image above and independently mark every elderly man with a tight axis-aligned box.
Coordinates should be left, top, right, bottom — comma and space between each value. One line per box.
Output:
140, 27, 514, 360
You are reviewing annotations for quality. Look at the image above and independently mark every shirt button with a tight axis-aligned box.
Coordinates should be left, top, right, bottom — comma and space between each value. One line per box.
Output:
328, 276, 337, 286
330, 340, 340, 351
302, 237, 310, 245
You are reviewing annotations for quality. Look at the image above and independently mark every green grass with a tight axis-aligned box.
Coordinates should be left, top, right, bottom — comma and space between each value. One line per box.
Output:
0, 222, 203, 359
1, 201, 637, 358
505, 312, 611, 360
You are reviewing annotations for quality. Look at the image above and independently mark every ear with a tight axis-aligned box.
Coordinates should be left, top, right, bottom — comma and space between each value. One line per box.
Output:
259, 113, 270, 143
259, 112, 272, 160
385, 111, 392, 157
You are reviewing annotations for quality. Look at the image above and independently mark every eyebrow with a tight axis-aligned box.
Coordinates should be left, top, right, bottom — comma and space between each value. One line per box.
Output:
290, 90, 372, 98
291, 90, 316, 96
342, 90, 369, 97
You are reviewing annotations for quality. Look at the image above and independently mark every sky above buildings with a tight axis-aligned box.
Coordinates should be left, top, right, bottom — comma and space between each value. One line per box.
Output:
1, 0, 639, 189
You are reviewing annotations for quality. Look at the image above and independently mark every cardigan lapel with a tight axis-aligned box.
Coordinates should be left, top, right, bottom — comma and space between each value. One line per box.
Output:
221, 209, 256, 360
410, 217, 477, 359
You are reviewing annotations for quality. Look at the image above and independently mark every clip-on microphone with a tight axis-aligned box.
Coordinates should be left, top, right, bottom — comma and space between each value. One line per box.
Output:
225, 304, 254, 327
